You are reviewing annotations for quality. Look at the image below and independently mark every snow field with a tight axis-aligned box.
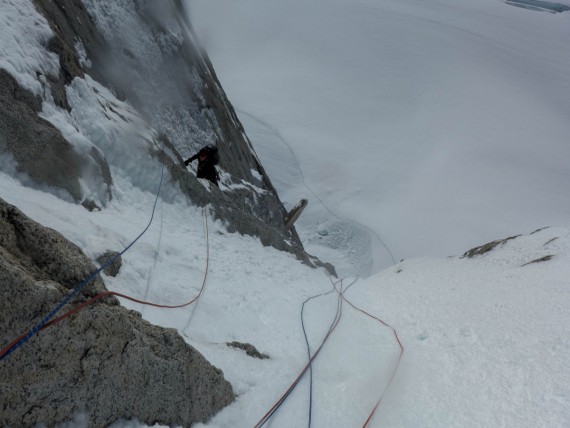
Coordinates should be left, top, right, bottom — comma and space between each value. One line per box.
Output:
236, 110, 389, 277
352, 229, 570, 427
190, 0, 570, 266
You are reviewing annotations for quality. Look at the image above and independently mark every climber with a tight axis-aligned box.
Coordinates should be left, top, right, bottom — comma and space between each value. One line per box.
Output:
184, 144, 220, 187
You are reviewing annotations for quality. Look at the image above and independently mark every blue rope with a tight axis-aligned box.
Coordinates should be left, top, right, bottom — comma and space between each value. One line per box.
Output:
258, 285, 344, 428
258, 279, 354, 427
300, 277, 359, 428
301, 288, 335, 428
0, 165, 165, 362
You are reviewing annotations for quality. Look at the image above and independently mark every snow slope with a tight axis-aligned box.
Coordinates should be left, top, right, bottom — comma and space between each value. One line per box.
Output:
2, 169, 569, 427
189, 0, 570, 273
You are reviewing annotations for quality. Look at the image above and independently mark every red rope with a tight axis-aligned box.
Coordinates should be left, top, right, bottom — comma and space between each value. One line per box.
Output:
3, 201, 403, 427
253, 277, 404, 428
331, 280, 404, 427
252, 279, 346, 428
46, 207, 210, 329
1, 207, 210, 357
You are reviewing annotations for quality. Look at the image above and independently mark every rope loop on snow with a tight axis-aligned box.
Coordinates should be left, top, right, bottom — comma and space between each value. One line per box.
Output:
254, 278, 347, 428
301, 277, 359, 428
255, 276, 404, 428
45, 206, 210, 329
330, 279, 404, 427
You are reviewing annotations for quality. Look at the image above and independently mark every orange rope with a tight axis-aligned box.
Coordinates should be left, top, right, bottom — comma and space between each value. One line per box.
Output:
331, 280, 404, 427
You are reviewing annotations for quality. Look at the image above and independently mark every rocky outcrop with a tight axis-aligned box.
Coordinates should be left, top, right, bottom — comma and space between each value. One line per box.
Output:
96, 250, 122, 277
0, 1, 336, 272
0, 198, 234, 427
151, 144, 335, 273
521, 254, 554, 266
0, 69, 86, 203
462, 235, 520, 258
227, 341, 270, 360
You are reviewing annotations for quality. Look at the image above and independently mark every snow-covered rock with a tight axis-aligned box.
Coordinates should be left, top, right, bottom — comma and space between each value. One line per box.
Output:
0, 197, 233, 427
0, 0, 317, 262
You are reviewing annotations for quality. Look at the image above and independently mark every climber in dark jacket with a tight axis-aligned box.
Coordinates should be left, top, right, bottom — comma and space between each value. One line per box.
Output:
184, 144, 220, 187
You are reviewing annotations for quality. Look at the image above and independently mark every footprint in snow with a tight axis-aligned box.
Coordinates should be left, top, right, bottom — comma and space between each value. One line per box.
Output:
416, 332, 429, 341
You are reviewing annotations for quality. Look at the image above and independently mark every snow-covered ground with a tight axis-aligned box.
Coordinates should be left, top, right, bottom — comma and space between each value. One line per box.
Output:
1, 0, 570, 427
2, 168, 569, 427
3, 170, 569, 428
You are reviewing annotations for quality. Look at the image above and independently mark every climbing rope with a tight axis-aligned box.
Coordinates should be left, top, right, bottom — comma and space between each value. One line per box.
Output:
258, 275, 403, 428
142, 197, 165, 317
182, 202, 212, 334
254, 278, 346, 428
331, 280, 404, 427
0, 165, 166, 362
1, 206, 210, 355
301, 284, 338, 428
301, 278, 359, 428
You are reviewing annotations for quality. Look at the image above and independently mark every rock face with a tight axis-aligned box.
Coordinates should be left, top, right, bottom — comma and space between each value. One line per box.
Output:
13, 0, 333, 272
462, 235, 520, 258
28, 0, 290, 232
227, 341, 270, 360
0, 198, 234, 427
0, 69, 99, 203
96, 250, 122, 277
